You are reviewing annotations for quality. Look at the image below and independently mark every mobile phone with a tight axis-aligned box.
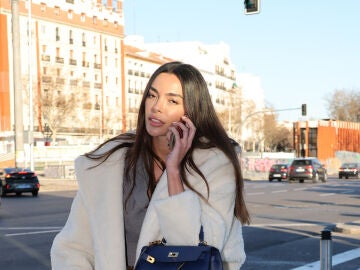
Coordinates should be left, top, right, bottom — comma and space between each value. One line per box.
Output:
169, 121, 185, 150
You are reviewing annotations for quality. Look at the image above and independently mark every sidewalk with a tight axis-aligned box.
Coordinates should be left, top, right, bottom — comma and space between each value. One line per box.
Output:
38, 177, 78, 192
334, 220, 360, 235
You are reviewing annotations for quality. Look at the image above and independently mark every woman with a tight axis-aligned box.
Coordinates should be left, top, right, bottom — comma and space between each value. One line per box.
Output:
51, 61, 250, 270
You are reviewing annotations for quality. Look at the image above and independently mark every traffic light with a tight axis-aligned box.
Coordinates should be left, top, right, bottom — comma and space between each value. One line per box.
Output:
301, 104, 307, 116
244, 0, 260, 15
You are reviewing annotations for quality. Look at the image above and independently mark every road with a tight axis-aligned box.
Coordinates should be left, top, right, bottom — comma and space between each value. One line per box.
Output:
0, 177, 359, 269
242, 177, 360, 269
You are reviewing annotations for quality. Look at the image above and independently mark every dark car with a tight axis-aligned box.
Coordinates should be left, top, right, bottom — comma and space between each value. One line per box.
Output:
0, 168, 40, 197
268, 164, 289, 182
339, 163, 360, 179
288, 158, 327, 183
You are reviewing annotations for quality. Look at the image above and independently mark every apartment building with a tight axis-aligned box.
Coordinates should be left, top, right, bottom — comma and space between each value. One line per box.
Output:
0, 0, 263, 165
0, 0, 125, 152
123, 36, 174, 131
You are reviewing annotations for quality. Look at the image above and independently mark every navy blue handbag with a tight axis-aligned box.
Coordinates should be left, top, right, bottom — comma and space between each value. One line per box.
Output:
134, 227, 223, 270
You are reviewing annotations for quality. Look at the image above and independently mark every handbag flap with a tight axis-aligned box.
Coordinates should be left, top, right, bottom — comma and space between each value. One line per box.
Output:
140, 245, 212, 263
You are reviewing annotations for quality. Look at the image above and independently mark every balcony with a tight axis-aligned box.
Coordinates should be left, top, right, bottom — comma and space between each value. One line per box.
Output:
69, 59, 77, 65
66, 0, 74, 3
83, 102, 92, 110
42, 76, 52, 83
69, 38, 74, 44
94, 82, 102, 89
56, 57, 64, 64
93, 63, 101, 69
82, 81, 90, 88
70, 79, 78, 86
41, 55, 50, 61
82, 61, 89, 67
56, 77, 65, 85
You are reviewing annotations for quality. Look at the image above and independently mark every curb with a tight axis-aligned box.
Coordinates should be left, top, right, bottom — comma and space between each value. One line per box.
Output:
334, 220, 360, 235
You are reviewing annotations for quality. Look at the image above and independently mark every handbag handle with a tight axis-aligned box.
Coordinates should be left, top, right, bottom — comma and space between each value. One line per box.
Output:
155, 226, 207, 246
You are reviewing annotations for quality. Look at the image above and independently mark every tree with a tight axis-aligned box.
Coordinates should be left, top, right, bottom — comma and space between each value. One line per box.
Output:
263, 112, 293, 152
325, 89, 360, 122
38, 68, 81, 143
217, 84, 243, 142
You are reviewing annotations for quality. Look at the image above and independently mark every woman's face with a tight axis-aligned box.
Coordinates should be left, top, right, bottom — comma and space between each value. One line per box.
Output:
145, 72, 185, 138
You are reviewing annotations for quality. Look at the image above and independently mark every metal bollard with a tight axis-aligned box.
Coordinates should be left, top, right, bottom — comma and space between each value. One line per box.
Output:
320, 230, 332, 270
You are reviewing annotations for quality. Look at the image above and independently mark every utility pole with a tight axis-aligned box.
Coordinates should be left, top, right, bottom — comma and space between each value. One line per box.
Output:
27, 0, 34, 171
12, 0, 25, 168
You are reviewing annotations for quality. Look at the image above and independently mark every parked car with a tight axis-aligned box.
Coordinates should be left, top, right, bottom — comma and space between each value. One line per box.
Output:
288, 158, 327, 183
0, 168, 40, 197
268, 164, 289, 182
339, 163, 360, 179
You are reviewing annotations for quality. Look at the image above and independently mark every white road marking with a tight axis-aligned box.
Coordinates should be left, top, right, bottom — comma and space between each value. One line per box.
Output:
272, 190, 288, 193
0, 226, 62, 230
6, 230, 61, 237
246, 192, 265, 195
247, 223, 329, 227
291, 247, 360, 269
0, 226, 62, 237
319, 193, 335, 196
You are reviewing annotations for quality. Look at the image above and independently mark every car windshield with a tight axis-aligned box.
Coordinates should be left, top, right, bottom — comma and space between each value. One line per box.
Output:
341, 163, 357, 168
273, 164, 287, 169
293, 160, 311, 166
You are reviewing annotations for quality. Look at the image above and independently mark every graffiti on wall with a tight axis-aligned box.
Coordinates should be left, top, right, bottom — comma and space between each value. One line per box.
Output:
240, 157, 293, 173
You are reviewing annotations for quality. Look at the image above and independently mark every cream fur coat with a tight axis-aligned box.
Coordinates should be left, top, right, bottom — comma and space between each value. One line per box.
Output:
51, 141, 246, 269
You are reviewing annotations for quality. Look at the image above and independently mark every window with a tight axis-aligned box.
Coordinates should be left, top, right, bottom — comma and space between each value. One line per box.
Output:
93, 16, 97, 24
68, 10, 73, 19
82, 33, 86, 46
308, 128, 318, 157
104, 38, 108, 51
56, 27, 60, 41
42, 45, 46, 53
81, 13, 85, 22
41, 3, 46, 12
69, 30, 73, 44
54, 6, 60, 16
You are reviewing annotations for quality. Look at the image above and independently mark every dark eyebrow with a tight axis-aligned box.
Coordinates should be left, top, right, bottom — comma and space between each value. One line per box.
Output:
149, 86, 183, 99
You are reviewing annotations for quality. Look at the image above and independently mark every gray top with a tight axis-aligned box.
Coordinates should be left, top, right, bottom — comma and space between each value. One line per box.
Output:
123, 158, 150, 267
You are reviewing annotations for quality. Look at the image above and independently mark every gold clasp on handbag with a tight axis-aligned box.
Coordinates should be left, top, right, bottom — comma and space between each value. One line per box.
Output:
149, 240, 162, 245
146, 255, 155, 263
168, 252, 179, 258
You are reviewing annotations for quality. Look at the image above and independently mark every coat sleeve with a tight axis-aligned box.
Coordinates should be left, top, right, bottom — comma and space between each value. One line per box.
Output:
50, 189, 95, 269
149, 148, 245, 267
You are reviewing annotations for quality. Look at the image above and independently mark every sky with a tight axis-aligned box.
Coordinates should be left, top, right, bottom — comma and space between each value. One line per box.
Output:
122, 0, 360, 122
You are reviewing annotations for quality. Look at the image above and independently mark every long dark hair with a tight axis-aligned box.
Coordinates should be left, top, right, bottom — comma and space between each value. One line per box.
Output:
85, 62, 250, 225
